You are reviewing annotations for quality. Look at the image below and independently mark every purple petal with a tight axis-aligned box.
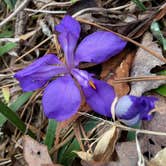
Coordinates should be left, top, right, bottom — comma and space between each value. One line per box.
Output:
42, 75, 81, 121
55, 15, 80, 38
55, 15, 81, 68
75, 31, 127, 65
72, 69, 115, 117
115, 95, 157, 126
14, 54, 67, 92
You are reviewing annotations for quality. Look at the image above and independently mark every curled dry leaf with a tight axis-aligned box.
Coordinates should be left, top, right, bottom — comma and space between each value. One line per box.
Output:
75, 126, 118, 164
93, 126, 119, 162
22, 135, 53, 166
130, 32, 166, 96
74, 151, 93, 161
94, 126, 116, 155
148, 148, 166, 166
101, 48, 134, 97
107, 50, 134, 97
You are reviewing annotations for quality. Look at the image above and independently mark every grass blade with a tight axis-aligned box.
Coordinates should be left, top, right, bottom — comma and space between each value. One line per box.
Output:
3, 0, 17, 10
44, 119, 57, 150
0, 42, 17, 56
155, 85, 166, 97
0, 100, 35, 138
0, 92, 33, 126
10, 92, 33, 112
131, 0, 146, 11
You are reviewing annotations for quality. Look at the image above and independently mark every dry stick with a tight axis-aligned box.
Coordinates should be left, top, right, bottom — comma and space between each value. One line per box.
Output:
77, 18, 166, 63
24, 8, 67, 14
78, 112, 166, 137
15, 35, 53, 62
50, 133, 75, 154
0, 82, 18, 88
0, 0, 30, 28
72, 5, 132, 18
114, 75, 166, 83
41, 1, 78, 9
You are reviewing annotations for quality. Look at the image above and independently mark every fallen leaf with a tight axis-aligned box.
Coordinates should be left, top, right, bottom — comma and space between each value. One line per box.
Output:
148, 148, 166, 166
101, 49, 126, 79
140, 94, 166, 157
130, 32, 166, 96
107, 51, 134, 97
93, 126, 119, 162
19, 30, 38, 40
74, 151, 93, 161
154, 5, 166, 21
109, 141, 138, 166
101, 47, 134, 97
22, 135, 53, 166
94, 126, 116, 155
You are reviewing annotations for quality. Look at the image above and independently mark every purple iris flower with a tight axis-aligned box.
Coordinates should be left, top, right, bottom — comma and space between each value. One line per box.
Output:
115, 95, 157, 126
14, 15, 127, 121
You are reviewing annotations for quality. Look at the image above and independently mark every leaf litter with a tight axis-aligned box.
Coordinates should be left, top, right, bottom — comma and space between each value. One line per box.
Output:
0, 0, 166, 166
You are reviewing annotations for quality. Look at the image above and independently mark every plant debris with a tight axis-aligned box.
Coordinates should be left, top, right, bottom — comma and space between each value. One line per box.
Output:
0, 0, 166, 166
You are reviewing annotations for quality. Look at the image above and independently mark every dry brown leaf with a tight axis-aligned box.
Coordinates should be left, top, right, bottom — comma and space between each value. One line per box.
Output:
101, 49, 126, 79
75, 126, 118, 164
130, 32, 166, 96
148, 148, 166, 166
140, 94, 166, 158
107, 51, 134, 97
19, 30, 38, 40
93, 126, 119, 162
94, 126, 116, 155
22, 135, 53, 166
108, 141, 138, 166
74, 151, 93, 161
101, 47, 134, 97
154, 5, 166, 21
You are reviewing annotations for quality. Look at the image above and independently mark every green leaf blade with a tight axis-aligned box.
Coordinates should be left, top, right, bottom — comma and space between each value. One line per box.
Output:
0, 92, 33, 127
0, 101, 35, 138
0, 42, 17, 56
155, 85, 166, 97
131, 0, 146, 11
44, 119, 57, 150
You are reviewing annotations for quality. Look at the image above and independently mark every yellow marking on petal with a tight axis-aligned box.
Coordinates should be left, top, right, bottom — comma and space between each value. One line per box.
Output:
88, 80, 96, 90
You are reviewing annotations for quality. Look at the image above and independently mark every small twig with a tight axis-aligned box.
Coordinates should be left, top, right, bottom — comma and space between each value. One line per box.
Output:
41, 1, 79, 9
15, 35, 53, 62
0, 0, 30, 28
0, 74, 13, 78
114, 75, 166, 83
0, 154, 23, 166
49, 133, 75, 154
24, 8, 67, 14
0, 38, 20, 43
78, 112, 166, 137
77, 18, 166, 63
136, 132, 145, 166
72, 5, 132, 18
0, 82, 18, 88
